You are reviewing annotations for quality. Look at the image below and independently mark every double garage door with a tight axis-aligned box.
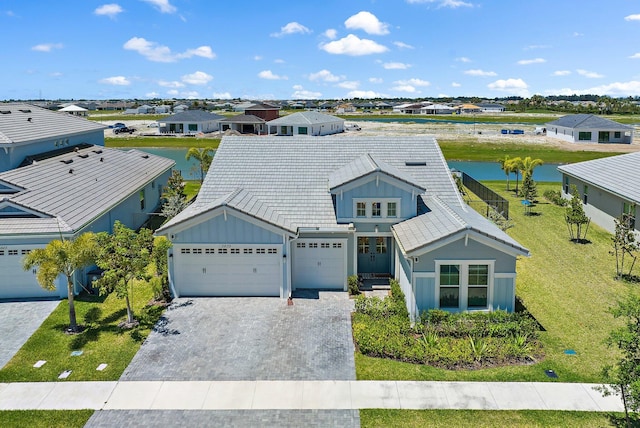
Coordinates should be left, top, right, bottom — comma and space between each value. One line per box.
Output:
0, 245, 58, 299
291, 239, 347, 290
173, 244, 283, 297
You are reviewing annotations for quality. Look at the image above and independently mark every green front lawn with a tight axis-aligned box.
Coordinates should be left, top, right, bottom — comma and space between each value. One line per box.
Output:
0, 281, 164, 382
105, 136, 220, 149
356, 182, 640, 383
0, 410, 93, 428
360, 410, 627, 428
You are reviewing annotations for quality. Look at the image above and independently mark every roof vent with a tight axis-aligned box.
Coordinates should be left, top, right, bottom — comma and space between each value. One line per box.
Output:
68, 169, 73, 174
141, 154, 149, 159
19, 109, 31, 113
78, 154, 89, 159
60, 159, 73, 165
0, 110, 11, 114
27, 117, 32, 122
92, 149, 103, 154
100, 157, 104, 162
405, 161, 427, 166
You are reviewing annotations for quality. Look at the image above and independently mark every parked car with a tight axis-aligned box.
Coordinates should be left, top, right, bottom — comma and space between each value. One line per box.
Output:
113, 126, 136, 134
345, 123, 361, 131
113, 122, 126, 129
147, 122, 159, 128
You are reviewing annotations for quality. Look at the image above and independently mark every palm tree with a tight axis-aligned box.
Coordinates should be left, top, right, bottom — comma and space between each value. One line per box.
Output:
507, 157, 523, 194
186, 147, 215, 184
520, 156, 544, 180
23, 233, 97, 333
497, 155, 512, 191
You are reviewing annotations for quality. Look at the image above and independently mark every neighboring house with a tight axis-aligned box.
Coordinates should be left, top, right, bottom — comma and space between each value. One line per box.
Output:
244, 103, 280, 121
546, 114, 634, 144
477, 103, 506, 113
157, 137, 529, 319
158, 110, 225, 134
219, 114, 266, 134
0, 103, 106, 173
558, 152, 640, 235
420, 104, 455, 115
335, 103, 356, 114
456, 104, 482, 113
173, 104, 189, 114
0, 145, 174, 300
154, 105, 171, 114
58, 104, 89, 117
267, 111, 344, 136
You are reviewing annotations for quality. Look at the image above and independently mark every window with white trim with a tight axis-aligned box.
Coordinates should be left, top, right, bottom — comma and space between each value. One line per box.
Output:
352, 198, 401, 220
371, 202, 381, 217
356, 202, 366, 217
436, 261, 493, 310
387, 202, 397, 217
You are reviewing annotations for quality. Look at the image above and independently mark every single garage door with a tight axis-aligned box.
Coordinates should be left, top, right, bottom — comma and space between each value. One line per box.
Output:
173, 244, 282, 297
0, 246, 58, 300
292, 239, 347, 290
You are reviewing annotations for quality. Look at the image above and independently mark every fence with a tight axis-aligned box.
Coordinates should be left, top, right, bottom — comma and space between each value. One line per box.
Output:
461, 172, 510, 219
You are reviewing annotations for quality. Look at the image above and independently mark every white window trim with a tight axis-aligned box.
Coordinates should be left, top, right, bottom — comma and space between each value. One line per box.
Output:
435, 260, 495, 311
353, 198, 401, 221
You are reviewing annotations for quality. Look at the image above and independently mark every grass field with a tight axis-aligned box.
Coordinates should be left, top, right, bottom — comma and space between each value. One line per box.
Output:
0, 410, 93, 428
356, 182, 640, 383
0, 281, 163, 382
104, 136, 220, 149
360, 409, 628, 427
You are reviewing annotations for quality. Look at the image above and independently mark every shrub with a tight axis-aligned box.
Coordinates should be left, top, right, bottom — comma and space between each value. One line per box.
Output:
543, 189, 567, 206
348, 275, 360, 295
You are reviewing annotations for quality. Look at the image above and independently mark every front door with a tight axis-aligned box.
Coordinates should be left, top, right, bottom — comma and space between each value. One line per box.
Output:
357, 236, 391, 274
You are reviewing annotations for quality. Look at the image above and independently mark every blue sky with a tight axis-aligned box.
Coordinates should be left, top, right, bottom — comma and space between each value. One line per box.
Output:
2, 0, 640, 100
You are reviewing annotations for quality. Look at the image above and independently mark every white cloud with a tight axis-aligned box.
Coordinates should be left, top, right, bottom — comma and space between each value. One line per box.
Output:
546, 81, 640, 96
525, 44, 551, 50
573, 32, 584, 37
624, 14, 640, 21
456, 57, 471, 63
253, 55, 263, 61
158, 80, 184, 88
464, 69, 497, 77
347, 90, 383, 98
274, 59, 285, 64
577, 69, 604, 78
291, 85, 322, 99
629, 53, 640, 59
391, 85, 419, 93
324, 29, 337, 40
167, 89, 179, 96
393, 41, 414, 49
258, 70, 288, 80
517, 58, 546, 65
99, 76, 130, 86
394, 78, 430, 87
451, 82, 461, 87
308, 69, 342, 82
487, 78, 529, 96
141, 0, 176, 13
552, 70, 571, 76
383, 62, 411, 70
344, 11, 389, 35
337, 81, 360, 90
181, 71, 213, 85
50, 72, 63, 78
271, 22, 311, 37
94, 4, 123, 18
213, 92, 232, 99
146, 92, 160, 98
123, 37, 215, 62
182, 91, 200, 99
320, 34, 388, 56
406, 0, 473, 8
31, 43, 63, 52
369, 77, 383, 84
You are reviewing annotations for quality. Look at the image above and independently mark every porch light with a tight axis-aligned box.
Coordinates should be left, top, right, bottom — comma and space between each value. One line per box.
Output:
374, 225, 379, 233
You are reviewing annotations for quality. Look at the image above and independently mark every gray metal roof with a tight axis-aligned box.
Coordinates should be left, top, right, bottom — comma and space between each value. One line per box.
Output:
328, 153, 426, 192
546, 114, 633, 130
219, 114, 265, 124
159, 136, 464, 233
267, 111, 344, 126
558, 151, 640, 204
0, 146, 174, 236
392, 196, 529, 256
159, 110, 225, 123
0, 103, 106, 145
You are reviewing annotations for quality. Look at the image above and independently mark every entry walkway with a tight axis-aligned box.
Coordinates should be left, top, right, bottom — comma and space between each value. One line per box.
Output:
0, 380, 623, 412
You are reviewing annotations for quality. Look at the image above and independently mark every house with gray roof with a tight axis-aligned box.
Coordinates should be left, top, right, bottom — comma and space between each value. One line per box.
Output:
158, 110, 225, 134
0, 103, 106, 172
558, 152, 640, 235
219, 114, 266, 134
546, 114, 633, 144
0, 145, 174, 300
267, 111, 344, 136
157, 136, 529, 318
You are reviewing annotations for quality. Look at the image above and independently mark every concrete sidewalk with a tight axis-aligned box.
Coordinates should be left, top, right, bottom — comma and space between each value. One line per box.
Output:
0, 380, 623, 412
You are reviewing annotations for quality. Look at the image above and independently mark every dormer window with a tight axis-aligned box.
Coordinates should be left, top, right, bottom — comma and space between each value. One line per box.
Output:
356, 202, 366, 217
353, 198, 401, 220
371, 202, 381, 217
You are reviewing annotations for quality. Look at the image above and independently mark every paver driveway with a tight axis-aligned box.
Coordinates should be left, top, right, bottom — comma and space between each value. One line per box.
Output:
0, 300, 60, 369
120, 290, 356, 381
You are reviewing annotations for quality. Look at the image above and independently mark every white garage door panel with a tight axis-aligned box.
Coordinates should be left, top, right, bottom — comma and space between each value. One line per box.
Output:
174, 245, 282, 297
0, 246, 58, 299
292, 240, 346, 290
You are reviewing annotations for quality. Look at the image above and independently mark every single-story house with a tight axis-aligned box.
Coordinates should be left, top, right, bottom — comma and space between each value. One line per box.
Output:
157, 136, 529, 319
420, 104, 456, 115
0, 103, 106, 173
219, 114, 266, 135
558, 151, 640, 235
477, 103, 506, 113
267, 111, 344, 136
0, 145, 174, 300
58, 104, 89, 117
456, 104, 482, 114
158, 110, 225, 134
546, 114, 633, 144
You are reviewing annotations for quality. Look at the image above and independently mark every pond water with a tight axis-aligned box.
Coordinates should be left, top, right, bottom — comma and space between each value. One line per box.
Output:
130, 147, 561, 182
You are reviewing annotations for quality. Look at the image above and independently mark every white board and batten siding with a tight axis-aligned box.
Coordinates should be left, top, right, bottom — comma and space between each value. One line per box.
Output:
172, 244, 283, 297
291, 239, 347, 290
0, 245, 60, 299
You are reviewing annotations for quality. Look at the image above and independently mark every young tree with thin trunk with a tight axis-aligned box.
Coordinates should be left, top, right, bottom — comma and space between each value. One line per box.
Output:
23, 233, 97, 333
565, 185, 590, 242
507, 157, 523, 194
611, 214, 639, 280
95, 221, 154, 326
497, 155, 512, 191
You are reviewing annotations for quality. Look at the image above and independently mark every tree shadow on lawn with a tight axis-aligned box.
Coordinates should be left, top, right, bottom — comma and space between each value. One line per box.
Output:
606, 413, 640, 427
69, 308, 128, 350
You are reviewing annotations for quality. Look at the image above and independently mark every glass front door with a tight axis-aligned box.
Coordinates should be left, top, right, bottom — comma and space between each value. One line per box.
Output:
357, 236, 391, 274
